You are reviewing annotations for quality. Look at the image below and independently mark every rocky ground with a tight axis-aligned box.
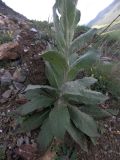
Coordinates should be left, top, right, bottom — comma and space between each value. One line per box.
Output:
0, 13, 51, 159
0, 12, 120, 160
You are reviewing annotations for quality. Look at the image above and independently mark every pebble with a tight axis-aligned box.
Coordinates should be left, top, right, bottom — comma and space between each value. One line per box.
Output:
24, 136, 29, 145
1, 112, 5, 116
30, 28, 38, 33
2, 89, 12, 99
13, 81, 25, 91
24, 48, 29, 53
17, 137, 24, 147
0, 98, 7, 104
0, 129, 3, 133
1, 71, 12, 86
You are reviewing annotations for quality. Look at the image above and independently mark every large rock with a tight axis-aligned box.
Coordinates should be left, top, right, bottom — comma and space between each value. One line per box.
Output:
13, 68, 27, 82
0, 41, 19, 60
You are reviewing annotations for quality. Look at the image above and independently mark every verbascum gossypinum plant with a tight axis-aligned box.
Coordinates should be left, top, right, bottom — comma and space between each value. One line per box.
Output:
16, 0, 114, 152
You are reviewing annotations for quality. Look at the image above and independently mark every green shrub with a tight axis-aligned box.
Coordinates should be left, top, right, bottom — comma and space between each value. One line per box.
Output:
0, 148, 5, 160
16, 0, 115, 153
0, 31, 13, 44
90, 63, 120, 98
74, 25, 90, 38
31, 20, 54, 38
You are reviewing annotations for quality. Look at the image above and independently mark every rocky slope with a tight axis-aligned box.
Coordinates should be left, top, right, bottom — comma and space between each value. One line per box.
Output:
88, 0, 120, 27
0, 0, 26, 21
0, 2, 50, 159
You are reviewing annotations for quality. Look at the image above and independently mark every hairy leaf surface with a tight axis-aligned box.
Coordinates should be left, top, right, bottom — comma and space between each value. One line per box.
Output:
17, 95, 53, 115
37, 119, 53, 152
69, 106, 99, 137
49, 104, 70, 139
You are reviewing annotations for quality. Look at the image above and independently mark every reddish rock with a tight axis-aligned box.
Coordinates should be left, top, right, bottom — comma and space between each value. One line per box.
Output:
15, 144, 38, 160
0, 42, 19, 60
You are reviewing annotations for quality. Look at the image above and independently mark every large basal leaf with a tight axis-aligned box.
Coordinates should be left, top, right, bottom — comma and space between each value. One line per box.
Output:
25, 89, 43, 100
25, 84, 58, 97
66, 122, 88, 152
68, 49, 99, 80
37, 119, 53, 152
16, 95, 54, 115
25, 84, 57, 92
70, 29, 97, 54
64, 90, 108, 105
63, 77, 97, 89
42, 51, 68, 88
62, 79, 108, 105
80, 105, 112, 120
49, 104, 70, 139
69, 106, 99, 137
21, 110, 49, 132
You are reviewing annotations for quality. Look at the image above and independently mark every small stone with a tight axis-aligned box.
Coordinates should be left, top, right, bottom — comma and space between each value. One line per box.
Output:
24, 136, 29, 144
9, 85, 14, 90
18, 93, 25, 98
31, 139, 35, 144
1, 71, 12, 86
13, 68, 27, 83
0, 68, 5, 74
17, 137, 24, 147
1, 112, 5, 116
0, 98, 7, 104
0, 129, 3, 133
30, 28, 37, 33
2, 89, 12, 99
26, 132, 31, 137
13, 81, 25, 91
118, 118, 120, 122
30, 43, 35, 46
24, 48, 29, 53
16, 34, 21, 41
13, 89, 19, 94
7, 110, 10, 113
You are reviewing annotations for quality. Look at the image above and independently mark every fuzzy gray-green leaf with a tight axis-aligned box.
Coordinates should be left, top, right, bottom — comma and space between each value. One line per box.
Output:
42, 51, 68, 87
17, 95, 53, 115
70, 29, 97, 53
80, 105, 112, 120
37, 119, 53, 152
69, 106, 99, 137
67, 122, 88, 152
68, 49, 99, 80
21, 111, 49, 132
62, 79, 108, 105
49, 104, 70, 139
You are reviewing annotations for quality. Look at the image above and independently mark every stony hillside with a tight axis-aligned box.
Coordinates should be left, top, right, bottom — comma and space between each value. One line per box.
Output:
0, 0, 27, 21
88, 0, 120, 27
